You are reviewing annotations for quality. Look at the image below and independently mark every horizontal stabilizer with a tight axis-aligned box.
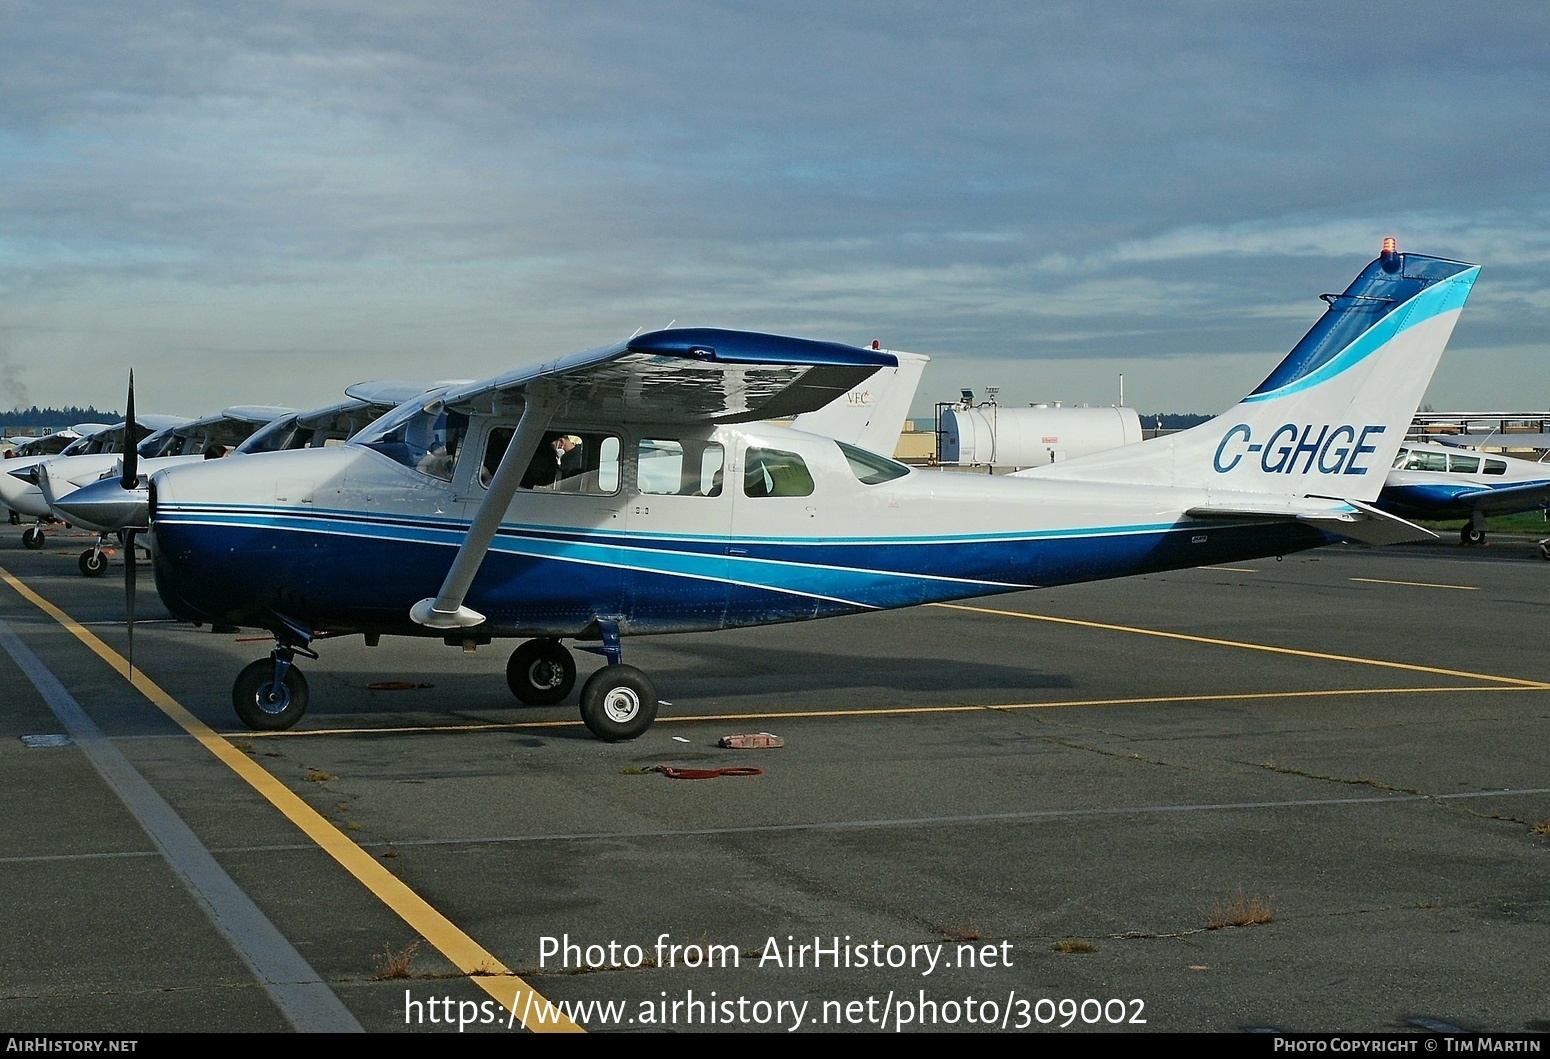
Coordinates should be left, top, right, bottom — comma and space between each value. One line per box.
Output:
1186, 496, 1437, 546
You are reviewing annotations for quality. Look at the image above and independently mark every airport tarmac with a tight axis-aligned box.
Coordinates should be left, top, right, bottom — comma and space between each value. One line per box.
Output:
1, 523, 1547, 1034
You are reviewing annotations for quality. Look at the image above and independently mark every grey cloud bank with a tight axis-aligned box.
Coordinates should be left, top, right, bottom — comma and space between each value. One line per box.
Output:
2, 1, 1547, 418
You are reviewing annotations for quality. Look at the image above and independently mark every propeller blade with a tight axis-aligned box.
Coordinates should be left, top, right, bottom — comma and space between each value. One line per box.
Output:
125, 529, 137, 675
120, 371, 137, 490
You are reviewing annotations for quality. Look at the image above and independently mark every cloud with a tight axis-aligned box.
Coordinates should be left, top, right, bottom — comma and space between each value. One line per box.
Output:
2, 2, 1548, 412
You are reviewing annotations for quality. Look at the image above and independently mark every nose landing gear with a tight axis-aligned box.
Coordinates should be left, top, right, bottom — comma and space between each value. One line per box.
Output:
233, 638, 317, 731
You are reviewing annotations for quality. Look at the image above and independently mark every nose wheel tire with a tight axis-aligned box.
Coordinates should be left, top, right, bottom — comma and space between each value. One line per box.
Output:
506, 639, 577, 705
22, 526, 45, 549
579, 665, 658, 742
78, 549, 107, 577
232, 659, 311, 731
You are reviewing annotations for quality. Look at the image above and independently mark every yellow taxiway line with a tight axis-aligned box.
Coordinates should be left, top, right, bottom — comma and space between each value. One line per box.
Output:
930, 602, 1550, 688
0, 565, 580, 1033
1349, 577, 1477, 591
221, 682, 1546, 739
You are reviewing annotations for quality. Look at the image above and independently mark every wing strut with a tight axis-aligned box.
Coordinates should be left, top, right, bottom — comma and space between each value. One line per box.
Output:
410, 386, 559, 630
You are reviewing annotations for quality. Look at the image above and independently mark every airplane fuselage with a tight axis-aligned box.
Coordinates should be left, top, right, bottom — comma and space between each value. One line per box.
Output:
149, 421, 1329, 641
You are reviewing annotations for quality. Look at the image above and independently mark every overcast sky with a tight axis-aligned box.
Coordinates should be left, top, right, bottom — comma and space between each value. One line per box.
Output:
3, 1, 1548, 420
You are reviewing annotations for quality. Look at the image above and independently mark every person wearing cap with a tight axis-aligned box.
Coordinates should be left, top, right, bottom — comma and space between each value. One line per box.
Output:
554, 434, 585, 479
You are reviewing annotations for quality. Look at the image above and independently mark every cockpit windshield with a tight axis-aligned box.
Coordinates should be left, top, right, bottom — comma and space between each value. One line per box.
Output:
355, 402, 468, 481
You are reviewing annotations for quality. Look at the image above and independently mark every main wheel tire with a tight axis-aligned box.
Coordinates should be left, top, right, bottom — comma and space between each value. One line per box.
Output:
22, 526, 45, 550
579, 665, 658, 742
232, 659, 311, 731
1540, 539, 1550, 562
1461, 525, 1486, 546
78, 549, 107, 577
6, 510, 18, 525
505, 639, 576, 705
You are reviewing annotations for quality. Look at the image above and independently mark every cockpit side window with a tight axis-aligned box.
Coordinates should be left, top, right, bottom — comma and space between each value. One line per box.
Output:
1401, 450, 1449, 472
478, 428, 620, 494
743, 446, 814, 498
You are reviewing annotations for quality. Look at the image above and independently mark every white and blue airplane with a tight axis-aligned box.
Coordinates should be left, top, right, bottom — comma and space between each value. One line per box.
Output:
1378, 439, 1550, 549
136, 242, 1477, 741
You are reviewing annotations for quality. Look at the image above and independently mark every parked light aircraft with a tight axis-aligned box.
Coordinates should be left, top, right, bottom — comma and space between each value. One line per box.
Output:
5, 417, 188, 549
1378, 439, 1550, 548
135, 244, 1477, 741
3, 427, 109, 523
36, 406, 295, 576
56, 384, 440, 542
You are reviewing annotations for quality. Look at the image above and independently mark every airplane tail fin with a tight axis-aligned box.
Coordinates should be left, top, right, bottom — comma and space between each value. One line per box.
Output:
1028, 243, 1479, 503
792, 349, 930, 455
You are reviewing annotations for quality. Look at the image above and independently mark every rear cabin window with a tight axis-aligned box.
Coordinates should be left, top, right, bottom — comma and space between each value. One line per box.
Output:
743, 447, 814, 498
1447, 454, 1481, 474
1484, 459, 1508, 475
638, 439, 725, 496
836, 440, 909, 485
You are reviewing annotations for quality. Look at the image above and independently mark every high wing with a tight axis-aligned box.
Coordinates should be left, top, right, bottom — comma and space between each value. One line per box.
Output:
437, 328, 897, 424
343, 381, 467, 409
221, 405, 299, 425
410, 328, 897, 629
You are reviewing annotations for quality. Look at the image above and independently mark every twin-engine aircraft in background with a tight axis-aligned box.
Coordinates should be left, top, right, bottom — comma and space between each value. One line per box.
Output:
1378, 440, 1550, 550
129, 243, 1476, 741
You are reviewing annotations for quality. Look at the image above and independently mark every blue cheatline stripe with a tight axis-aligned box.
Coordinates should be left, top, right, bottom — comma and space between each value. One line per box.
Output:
155, 501, 1186, 547
0, 617, 362, 1033
1242, 268, 1477, 404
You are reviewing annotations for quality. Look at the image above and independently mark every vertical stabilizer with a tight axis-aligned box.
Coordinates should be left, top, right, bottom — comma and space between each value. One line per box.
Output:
793, 349, 930, 455
1026, 244, 1479, 502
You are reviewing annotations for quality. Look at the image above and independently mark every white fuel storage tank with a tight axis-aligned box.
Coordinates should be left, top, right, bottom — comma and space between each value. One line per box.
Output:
938, 404, 1143, 467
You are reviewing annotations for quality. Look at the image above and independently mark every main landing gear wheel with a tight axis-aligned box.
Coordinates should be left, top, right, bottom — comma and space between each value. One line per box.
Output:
1539, 539, 1550, 562
232, 658, 311, 731
22, 526, 45, 550
506, 639, 576, 705
579, 664, 658, 742
6, 510, 18, 525
1461, 525, 1486, 546
78, 549, 107, 577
